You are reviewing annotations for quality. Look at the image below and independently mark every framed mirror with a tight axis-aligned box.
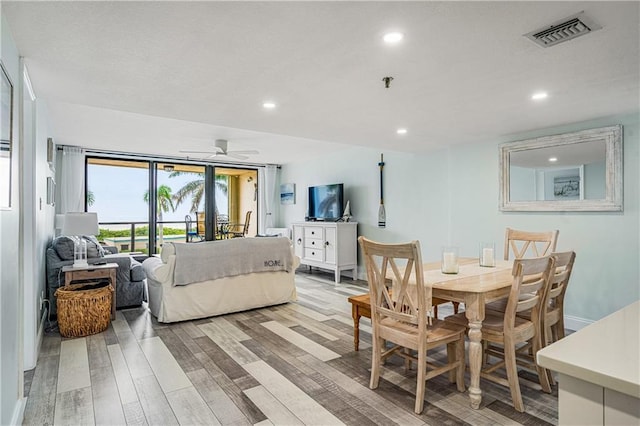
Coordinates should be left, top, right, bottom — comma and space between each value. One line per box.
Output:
499, 125, 622, 212
1, 61, 13, 209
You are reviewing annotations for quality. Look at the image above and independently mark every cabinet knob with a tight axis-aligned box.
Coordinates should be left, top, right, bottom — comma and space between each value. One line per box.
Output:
297, 238, 302, 244
325, 241, 330, 246
311, 231, 315, 235
311, 241, 315, 245
311, 251, 315, 255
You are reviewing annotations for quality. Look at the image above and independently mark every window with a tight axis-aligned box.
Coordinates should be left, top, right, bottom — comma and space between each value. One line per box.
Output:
86, 156, 259, 252
86, 158, 150, 253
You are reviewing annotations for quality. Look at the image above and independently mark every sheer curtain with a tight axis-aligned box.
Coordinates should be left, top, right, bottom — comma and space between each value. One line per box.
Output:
58, 146, 86, 214
258, 165, 278, 234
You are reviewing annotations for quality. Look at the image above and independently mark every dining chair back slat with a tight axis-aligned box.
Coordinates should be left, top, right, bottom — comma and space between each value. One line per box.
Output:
504, 228, 559, 260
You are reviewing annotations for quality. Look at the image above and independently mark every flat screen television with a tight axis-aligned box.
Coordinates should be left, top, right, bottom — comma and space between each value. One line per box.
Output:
308, 183, 344, 221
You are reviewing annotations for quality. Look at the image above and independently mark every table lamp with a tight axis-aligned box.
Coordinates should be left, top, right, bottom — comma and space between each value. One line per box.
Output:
61, 212, 99, 268
54, 214, 65, 236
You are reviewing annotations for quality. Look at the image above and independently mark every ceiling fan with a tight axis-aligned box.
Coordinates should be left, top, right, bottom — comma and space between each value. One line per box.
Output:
179, 139, 259, 160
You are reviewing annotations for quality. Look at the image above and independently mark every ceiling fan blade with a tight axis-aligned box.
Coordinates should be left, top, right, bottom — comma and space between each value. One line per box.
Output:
228, 150, 259, 155
225, 152, 249, 160
178, 149, 218, 154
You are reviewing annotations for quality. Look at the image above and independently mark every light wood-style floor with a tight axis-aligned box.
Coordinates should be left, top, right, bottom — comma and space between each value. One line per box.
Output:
23, 270, 558, 425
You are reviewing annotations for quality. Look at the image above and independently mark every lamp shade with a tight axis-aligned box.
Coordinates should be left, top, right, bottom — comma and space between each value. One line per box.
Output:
61, 212, 99, 236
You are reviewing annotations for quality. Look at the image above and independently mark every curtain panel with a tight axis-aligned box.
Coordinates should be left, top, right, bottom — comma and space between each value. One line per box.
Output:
58, 146, 86, 214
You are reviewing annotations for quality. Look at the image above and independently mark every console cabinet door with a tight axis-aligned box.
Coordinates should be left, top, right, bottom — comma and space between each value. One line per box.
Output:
293, 225, 304, 258
325, 226, 337, 264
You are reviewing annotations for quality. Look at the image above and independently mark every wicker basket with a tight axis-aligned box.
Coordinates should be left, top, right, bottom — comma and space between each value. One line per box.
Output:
55, 282, 113, 338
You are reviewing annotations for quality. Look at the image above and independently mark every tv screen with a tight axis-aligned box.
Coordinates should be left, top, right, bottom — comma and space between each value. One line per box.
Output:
308, 184, 344, 221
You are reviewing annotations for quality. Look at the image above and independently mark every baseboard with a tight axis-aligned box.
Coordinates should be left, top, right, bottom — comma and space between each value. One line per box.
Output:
10, 397, 26, 426
36, 306, 47, 351
23, 308, 49, 371
564, 314, 593, 332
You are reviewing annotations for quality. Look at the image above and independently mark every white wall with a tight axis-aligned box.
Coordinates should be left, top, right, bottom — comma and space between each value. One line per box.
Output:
280, 113, 640, 327
0, 13, 53, 424
22, 89, 54, 370
0, 12, 25, 425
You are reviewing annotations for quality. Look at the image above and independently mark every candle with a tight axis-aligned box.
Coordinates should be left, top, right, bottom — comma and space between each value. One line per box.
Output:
479, 242, 496, 267
442, 252, 458, 274
482, 247, 495, 267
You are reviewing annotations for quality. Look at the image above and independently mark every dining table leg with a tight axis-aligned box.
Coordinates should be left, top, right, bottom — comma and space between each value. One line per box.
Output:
464, 293, 485, 409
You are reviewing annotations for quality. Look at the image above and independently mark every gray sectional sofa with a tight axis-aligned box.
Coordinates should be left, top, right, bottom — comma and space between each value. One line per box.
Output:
46, 236, 147, 317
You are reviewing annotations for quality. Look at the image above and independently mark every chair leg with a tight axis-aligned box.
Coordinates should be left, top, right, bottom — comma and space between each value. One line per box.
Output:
550, 323, 559, 343
455, 338, 466, 392
414, 346, 427, 414
447, 341, 456, 383
482, 340, 489, 367
404, 347, 412, 373
370, 337, 383, 389
452, 302, 460, 314
532, 332, 552, 393
504, 338, 525, 412
433, 305, 438, 319
557, 314, 566, 340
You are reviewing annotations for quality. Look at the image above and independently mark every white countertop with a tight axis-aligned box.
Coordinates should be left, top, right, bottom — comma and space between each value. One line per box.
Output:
537, 300, 640, 398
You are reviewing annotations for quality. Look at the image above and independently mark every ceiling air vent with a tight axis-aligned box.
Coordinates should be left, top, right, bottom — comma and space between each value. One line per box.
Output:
524, 11, 602, 48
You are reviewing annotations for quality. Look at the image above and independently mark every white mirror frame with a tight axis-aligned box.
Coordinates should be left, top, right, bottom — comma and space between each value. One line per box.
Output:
499, 125, 623, 212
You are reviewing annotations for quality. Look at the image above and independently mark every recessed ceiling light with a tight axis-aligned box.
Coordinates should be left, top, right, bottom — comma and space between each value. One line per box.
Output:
531, 92, 548, 100
396, 128, 408, 135
549, 157, 558, 162
383, 32, 404, 43
263, 102, 276, 109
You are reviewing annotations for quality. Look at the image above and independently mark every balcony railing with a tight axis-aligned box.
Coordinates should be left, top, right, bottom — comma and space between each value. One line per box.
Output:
98, 220, 188, 253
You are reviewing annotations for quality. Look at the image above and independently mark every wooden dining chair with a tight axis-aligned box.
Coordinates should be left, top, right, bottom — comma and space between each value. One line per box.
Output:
544, 251, 576, 344
504, 227, 559, 260
499, 251, 577, 386
445, 255, 556, 412
359, 236, 466, 414
487, 251, 576, 346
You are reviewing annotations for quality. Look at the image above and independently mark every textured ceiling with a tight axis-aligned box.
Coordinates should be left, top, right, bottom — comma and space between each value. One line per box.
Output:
3, 1, 639, 165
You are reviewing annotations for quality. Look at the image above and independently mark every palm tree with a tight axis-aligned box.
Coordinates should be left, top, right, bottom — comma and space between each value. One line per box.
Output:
170, 171, 228, 216
144, 184, 175, 248
86, 190, 95, 207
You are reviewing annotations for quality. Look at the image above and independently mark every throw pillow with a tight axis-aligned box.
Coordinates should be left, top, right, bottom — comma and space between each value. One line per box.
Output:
83, 235, 106, 258
52, 236, 76, 261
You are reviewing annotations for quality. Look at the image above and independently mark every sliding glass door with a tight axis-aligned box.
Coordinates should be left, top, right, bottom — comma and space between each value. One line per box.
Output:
216, 167, 258, 238
86, 157, 259, 254
154, 162, 205, 251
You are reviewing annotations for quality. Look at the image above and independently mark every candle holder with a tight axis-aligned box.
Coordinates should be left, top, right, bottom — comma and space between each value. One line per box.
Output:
441, 246, 459, 274
479, 242, 495, 267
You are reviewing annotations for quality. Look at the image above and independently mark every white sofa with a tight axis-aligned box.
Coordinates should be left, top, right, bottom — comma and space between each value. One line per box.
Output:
142, 237, 299, 323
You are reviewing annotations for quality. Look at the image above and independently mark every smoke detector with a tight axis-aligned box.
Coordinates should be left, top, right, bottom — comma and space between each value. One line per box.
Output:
524, 11, 602, 48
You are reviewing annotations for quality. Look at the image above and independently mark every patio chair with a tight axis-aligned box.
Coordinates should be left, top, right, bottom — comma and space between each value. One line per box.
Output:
228, 211, 252, 238
185, 215, 203, 242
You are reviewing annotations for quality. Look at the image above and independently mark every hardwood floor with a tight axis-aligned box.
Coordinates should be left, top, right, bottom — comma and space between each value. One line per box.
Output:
24, 270, 558, 425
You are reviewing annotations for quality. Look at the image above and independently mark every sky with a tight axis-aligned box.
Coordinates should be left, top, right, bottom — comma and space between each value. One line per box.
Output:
87, 164, 228, 226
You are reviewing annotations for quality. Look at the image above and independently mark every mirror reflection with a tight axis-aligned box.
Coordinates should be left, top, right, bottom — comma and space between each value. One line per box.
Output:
500, 125, 622, 212
509, 139, 606, 202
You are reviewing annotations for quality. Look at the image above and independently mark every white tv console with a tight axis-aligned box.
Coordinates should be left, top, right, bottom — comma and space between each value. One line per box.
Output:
292, 221, 357, 284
